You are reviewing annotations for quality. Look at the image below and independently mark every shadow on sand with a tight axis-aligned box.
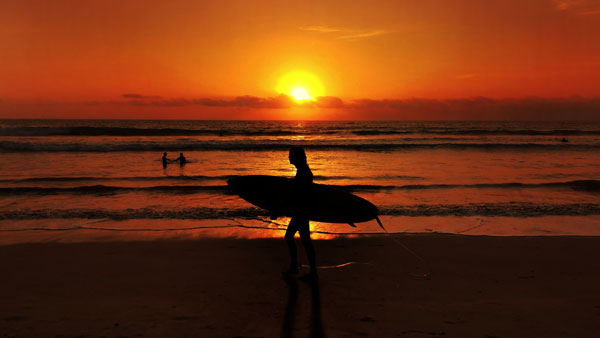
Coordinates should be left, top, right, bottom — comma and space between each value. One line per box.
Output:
280, 275, 326, 338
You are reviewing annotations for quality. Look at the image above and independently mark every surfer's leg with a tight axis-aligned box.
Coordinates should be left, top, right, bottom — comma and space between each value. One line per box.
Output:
284, 219, 299, 274
298, 219, 317, 277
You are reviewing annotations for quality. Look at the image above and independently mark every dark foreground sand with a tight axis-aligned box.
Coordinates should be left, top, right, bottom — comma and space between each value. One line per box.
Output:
1, 234, 599, 338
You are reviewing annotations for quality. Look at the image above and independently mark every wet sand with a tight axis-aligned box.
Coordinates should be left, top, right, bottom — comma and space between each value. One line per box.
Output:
1, 235, 599, 337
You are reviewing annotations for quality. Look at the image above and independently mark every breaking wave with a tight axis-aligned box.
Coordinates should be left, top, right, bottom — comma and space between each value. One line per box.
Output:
2, 126, 599, 137
351, 129, 600, 136
0, 126, 305, 137
0, 185, 232, 195
0, 174, 424, 184
1, 180, 598, 195
2, 202, 599, 220
1, 141, 596, 152
0, 175, 237, 183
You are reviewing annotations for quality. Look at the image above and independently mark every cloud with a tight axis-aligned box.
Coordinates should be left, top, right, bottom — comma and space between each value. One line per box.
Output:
338, 30, 391, 41
128, 95, 347, 109
553, 0, 600, 15
3, 95, 600, 120
193, 95, 294, 109
300, 25, 344, 33
121, 95, 600, 119
299, 25, 392, 40
315, 96, 345, 108
578, 8, 600, 14
122, 93, 163, 99
554, 0, 579, 10
126, 94, 296, 109
345, 97, 600, 120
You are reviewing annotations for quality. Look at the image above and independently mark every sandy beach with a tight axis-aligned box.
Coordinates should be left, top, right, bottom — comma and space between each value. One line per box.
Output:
1, 234, 599, 338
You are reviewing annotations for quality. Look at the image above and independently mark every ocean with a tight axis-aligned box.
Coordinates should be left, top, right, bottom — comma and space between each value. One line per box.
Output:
1, 119, 599, 243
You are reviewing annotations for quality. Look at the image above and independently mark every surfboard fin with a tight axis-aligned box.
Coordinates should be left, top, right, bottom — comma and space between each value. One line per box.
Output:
375, 216, 386, 232
348, 223, 356, 227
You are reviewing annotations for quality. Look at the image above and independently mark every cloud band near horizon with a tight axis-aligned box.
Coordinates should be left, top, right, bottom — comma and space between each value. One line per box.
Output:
1, 94, 599, 120
122, 94, 600, 119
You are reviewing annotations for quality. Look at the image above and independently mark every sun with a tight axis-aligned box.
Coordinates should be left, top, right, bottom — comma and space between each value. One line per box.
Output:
276, 70, 325, 101
290, 87, 311, 101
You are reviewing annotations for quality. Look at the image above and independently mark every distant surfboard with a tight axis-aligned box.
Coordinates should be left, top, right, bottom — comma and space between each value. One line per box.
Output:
227, 175, 379, 225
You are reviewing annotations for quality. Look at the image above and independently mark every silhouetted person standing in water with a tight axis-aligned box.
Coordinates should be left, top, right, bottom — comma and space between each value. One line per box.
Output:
162, 152, 170, 168
175, 153, 187, 166
285, 146, 317, 281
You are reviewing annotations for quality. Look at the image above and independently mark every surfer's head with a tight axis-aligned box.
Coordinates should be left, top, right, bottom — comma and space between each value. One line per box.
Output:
289, 146, 307, 166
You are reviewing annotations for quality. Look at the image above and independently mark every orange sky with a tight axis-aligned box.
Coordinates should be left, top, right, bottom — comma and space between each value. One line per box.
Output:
1, 0, 600, 119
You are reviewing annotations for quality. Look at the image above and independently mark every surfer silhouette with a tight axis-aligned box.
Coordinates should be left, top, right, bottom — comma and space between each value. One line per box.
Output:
175, 152, 187, 166
284, 146, 317, 281
162, 152, 171, 168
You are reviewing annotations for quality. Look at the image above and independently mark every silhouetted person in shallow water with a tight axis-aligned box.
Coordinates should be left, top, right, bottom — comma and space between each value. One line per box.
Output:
162, 152, 171, 168
284, 146, 317, 281
175, 153, 187, 166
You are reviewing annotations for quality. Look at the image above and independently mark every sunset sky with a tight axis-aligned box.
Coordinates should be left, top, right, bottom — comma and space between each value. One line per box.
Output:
1, 0, 600, 119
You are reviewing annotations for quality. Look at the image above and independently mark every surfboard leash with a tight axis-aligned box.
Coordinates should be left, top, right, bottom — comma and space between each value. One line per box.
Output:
375, 216, 432, 280
238, 216, 432, 278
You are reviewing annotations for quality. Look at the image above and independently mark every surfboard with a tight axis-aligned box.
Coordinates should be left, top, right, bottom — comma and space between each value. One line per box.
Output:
227, 175, 379, 225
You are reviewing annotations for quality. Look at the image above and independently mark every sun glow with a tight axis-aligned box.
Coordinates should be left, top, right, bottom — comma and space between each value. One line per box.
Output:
276, 70, 325, 101
290, 87, 311, 101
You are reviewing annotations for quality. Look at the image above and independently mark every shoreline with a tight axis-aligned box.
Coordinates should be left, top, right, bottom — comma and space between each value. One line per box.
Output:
3, 215, 600, 245
2, 234, 600, 337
